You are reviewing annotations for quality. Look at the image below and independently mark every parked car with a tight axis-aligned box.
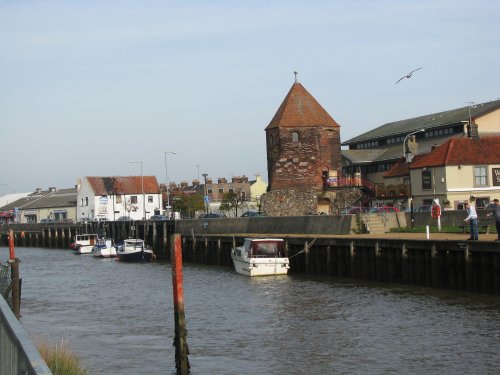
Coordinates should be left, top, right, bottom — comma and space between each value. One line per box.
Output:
40, 218, 55, 223
340, 207, 369, 215
369, 206, 400, 214
415, 205, 432, 212
117, 216, 133, 221
198, 213, 226, 218
149, 215, 168, 221
241, 211, 267, 217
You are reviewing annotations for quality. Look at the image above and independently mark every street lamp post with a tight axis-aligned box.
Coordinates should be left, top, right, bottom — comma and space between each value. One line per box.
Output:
403, 129, 425, 227
164, 151, 176, 217
202, 173, 208, 214
129, 161, 145, 220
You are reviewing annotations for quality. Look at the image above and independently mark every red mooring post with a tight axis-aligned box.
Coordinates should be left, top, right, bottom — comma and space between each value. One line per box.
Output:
171, 233, 190, 373
9, 229, 21, 319
9, 228, 16, 259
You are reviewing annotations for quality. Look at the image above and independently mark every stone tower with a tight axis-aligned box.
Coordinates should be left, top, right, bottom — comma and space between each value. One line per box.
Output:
265, 80, 342, 192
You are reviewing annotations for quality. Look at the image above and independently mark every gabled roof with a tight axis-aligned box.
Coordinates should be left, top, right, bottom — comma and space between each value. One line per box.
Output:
86, 176, 160, 195
342, 99, 500, 145
410, 136, 500, 168
266, 82, 340, 130
0, 188, 77, 210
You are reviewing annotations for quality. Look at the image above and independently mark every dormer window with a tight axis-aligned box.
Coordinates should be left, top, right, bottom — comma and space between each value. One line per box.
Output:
292, 132, 299, 143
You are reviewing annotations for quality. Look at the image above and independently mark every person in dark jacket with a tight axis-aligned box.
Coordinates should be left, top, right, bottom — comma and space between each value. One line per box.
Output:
487, 199, 500, 241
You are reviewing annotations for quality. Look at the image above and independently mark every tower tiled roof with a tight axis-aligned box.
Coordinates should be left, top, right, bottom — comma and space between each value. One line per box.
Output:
86, 176, 160, 195
266, 82, 340, 129
410, 136, 500, 168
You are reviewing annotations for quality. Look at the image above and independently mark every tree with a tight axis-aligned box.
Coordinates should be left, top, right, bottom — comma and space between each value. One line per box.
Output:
172, 193, 205, 218
219, 190, 247, 217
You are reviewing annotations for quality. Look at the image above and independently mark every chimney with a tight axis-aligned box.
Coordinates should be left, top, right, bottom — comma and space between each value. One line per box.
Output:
218, 178, 227, 184
192, 179, 199, 186
470, 121, 479, 139
180, 181, 188, 188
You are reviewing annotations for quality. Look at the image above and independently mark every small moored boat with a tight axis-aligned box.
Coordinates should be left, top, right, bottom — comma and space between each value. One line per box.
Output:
231, 238, 290, 276
115, 239, 154, 262
73, 234, 99, 254
92, 238, 116, 258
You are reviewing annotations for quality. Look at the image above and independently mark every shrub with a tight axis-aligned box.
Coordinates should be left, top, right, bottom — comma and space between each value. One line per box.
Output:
37, 339, 89, 375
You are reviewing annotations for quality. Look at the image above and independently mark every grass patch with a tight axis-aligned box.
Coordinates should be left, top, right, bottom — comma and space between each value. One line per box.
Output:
37, 339, 89, 375
390, 226, 463, 233
390, 225, 497, 234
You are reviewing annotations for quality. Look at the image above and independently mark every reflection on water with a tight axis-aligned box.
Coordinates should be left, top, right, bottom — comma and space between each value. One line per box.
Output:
11, 247, 500, 375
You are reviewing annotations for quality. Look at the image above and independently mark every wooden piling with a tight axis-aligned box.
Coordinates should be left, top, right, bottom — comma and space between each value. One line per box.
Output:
170, 234, 190, 374
8, 230, 21, 319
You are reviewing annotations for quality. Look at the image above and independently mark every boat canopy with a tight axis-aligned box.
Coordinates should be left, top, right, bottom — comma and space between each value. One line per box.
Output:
246, 240, 286, 258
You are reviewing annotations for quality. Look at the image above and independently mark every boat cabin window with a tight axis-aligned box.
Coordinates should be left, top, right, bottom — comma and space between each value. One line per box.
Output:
249, 241, 285, 258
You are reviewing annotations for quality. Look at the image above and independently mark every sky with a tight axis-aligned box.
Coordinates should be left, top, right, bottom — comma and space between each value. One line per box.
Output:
1, 0, 499, 194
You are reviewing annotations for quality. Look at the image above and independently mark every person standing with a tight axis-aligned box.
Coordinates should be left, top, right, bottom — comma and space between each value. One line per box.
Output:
431, 198, 442, 231
464, 202, 478, 240
487, 199, 500, 241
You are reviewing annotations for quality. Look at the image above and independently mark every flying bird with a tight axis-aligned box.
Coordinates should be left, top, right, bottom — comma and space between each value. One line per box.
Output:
395, 67, 422, 84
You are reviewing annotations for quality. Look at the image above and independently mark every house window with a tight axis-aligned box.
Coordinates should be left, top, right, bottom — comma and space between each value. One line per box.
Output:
219, 188, 224, 194
85, 197, 89, 206
207, 189, 213, 194
475, 197, 490, 209
228, 188, 234, 193
422, 170, 432, 190
100, 196, 108, 205
116, 196, 122, 203
148, 196, 153, 203
474, 166, 488, 186
81, 198, 84, 207
131, 196, 138, 204
292, 132, 299, 142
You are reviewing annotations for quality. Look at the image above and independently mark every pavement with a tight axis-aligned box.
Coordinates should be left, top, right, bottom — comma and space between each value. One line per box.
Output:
230, 232, 500, 242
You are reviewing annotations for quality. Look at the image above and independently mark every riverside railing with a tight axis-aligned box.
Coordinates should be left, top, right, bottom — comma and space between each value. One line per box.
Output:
0, 294, 52, 374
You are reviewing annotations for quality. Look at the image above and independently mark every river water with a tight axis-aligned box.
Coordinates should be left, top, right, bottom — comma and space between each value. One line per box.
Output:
8, 247, 500, 374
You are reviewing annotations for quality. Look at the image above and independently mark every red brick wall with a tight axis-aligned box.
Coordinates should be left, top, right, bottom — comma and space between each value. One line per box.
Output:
266, 126, 341, 192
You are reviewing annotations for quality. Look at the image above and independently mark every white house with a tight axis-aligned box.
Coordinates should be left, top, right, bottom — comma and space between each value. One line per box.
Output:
77, 176, 162, 221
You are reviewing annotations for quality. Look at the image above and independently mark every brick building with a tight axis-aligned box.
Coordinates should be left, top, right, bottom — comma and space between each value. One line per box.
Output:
262, 78, 363, 216
265, 79, 342, 192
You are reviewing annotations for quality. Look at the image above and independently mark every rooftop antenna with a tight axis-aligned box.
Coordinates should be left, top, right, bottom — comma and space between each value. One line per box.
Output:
294, 71, 298, 83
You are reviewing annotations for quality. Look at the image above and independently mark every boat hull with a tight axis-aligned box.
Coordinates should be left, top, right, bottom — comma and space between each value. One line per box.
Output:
116, 250, 154, 262
93, 247, 117, 258
231, 255, 290, 277
73, 245, 94, 255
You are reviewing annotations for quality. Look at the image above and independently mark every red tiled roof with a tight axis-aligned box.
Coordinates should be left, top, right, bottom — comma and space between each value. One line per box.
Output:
383, 158, 408, 178
410, 136, 500, 168
383, 154, 428, 178
86, 176, 160, 195
266, 82, 340, 129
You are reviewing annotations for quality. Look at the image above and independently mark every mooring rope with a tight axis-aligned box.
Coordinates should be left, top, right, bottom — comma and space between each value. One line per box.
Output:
289, 238, 318, 259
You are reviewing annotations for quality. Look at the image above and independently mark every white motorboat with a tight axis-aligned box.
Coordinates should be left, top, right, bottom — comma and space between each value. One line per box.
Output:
73, 234, 99, 254
231, 238, 290, 276
92, 238, 116, 258
115, 239, 154, 262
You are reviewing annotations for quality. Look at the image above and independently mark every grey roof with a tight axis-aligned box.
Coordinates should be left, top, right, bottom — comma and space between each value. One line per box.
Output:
342, 99, 500, 145
342, 133, 465, 164
342, 149, 389, 164
0, 188, 77, 211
